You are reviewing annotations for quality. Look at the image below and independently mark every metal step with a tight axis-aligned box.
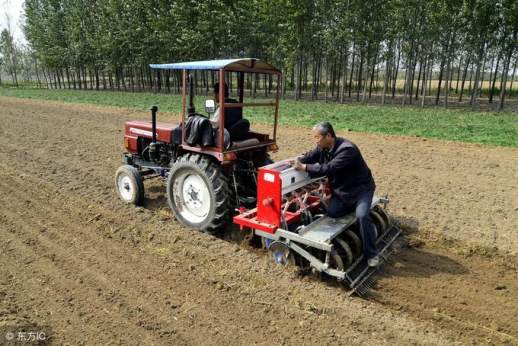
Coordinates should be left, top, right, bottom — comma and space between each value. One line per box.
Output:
297, 214, 356, 244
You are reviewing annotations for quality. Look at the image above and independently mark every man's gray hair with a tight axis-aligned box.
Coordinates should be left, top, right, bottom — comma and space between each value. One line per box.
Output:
313, 122, 336, 138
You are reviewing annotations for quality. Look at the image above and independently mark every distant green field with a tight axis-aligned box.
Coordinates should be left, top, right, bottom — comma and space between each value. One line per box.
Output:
1, 87, 517, 147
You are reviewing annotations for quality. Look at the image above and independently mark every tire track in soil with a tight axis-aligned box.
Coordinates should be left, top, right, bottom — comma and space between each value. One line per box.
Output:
0, 180, 192, 344
373, 247, 518, 343
1, 96, 517, 344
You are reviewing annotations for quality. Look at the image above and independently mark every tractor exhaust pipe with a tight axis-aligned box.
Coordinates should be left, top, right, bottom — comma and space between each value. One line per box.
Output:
149, 105, 158, 161
150, 105, 158, 143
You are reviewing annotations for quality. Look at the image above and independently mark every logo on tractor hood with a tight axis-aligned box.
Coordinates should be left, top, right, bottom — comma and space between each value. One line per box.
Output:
130, 127, 158, 139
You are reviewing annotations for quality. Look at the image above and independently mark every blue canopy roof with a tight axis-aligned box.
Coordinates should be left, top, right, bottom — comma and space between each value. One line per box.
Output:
149, 58, 280, 73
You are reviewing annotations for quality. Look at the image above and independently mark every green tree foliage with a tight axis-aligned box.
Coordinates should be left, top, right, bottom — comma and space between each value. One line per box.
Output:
0, 28, 20, 85
17, 0, 518, 110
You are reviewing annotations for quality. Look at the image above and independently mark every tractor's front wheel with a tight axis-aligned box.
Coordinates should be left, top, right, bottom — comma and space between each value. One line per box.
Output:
167, 154, 230, 233
115, 165, 145, 205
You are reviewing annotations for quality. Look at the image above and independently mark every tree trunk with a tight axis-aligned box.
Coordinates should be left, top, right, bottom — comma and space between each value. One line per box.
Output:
295, 51, 303, 100
391, 42, 401, 98
470, 44, 486, 109
375, 64, 380, 95
508, 58, 517, 97
356, 50, 364, 102
303, 60, 308, 92
324, 59, 329, 102
129, 67, 135, 92
108, 70, 113, 89
101, 70, 106, 89
444, 57, 450, 108
146, 66, 152, 91
83, 66, 88, 89
264, 73, 268, 97
361, 51, 370, 103
56, 70, 62, 89
11, 62, 18, 87
458, 57, 470, 102
283, 70, 287, 98
467, 64, 473, 93
486, 54, 495, 97
427, 61, 433, 96
368, 49, 377, 99
415, 59, 423, 100
498, 44, 514, 111
382, 51, 391, 105
444, 34, 455, 108
34, 59, 42, 88
55, 71, 60, 89
115, 67, 120, 90
49, 67, 55, 89
122, 66, 128, 90
435, 53, 446, 105
421, 56, 429, 108
64, 67, 70, 89
95, 68, 100, 90
455, 57, 462, 94
42, 66, 50, 88
402, 56, 410, 105
75, 68, 81, 90
489, 53, 501, 103
311, 57, 317, 100
289, 65, 294, 98
89, 68, 94, 89
253, 72, 257, 97
317, 56, 323, 100
335, 56, 341, 98
339, 46, 348, 103
408, 52, 418, 102
348, 45, 356, 98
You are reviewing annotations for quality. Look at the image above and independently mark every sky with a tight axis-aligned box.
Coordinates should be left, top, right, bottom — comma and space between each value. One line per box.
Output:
1, 0, 25, 43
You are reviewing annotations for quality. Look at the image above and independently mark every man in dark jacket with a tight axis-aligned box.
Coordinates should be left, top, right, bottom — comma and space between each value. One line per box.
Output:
292, 122, 379, 267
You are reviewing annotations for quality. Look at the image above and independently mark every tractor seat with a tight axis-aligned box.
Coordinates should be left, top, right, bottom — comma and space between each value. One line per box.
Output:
228, 118, 250, 141
223, 99, 250, 141
230, 138, 260, 149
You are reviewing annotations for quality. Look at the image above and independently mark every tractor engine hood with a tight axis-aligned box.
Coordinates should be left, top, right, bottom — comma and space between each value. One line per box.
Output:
124, 120, 178, 143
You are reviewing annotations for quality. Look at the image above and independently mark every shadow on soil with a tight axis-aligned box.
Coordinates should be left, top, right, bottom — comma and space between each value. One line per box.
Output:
142, 182, 169, 210
141, 186, 469, 293
380, 215, 469, 279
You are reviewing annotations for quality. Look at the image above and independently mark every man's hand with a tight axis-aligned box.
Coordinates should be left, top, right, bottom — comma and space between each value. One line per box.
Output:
319, 182, 332, 206
290, 159, 306, 171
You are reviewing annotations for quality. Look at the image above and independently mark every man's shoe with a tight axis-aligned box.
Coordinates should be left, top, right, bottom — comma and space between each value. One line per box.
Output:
367, 256, 380, 267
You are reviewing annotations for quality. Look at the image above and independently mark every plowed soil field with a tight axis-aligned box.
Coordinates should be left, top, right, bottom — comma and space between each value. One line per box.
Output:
1, 96, 517, 345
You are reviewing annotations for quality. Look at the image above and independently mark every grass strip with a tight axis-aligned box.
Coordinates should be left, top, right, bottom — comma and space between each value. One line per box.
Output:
1, 87, 516, 147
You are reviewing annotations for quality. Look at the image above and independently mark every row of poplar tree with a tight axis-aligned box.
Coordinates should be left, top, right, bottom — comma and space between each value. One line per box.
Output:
2, 0, 517, 111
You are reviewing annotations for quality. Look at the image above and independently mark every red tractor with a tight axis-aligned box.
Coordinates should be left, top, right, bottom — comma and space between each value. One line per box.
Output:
115, 59, 280, 232
116, 59, 401, 295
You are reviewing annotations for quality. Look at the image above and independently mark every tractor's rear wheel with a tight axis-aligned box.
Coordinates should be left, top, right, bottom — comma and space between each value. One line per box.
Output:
115, 165, 144, 205
167, 154, 230, 233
